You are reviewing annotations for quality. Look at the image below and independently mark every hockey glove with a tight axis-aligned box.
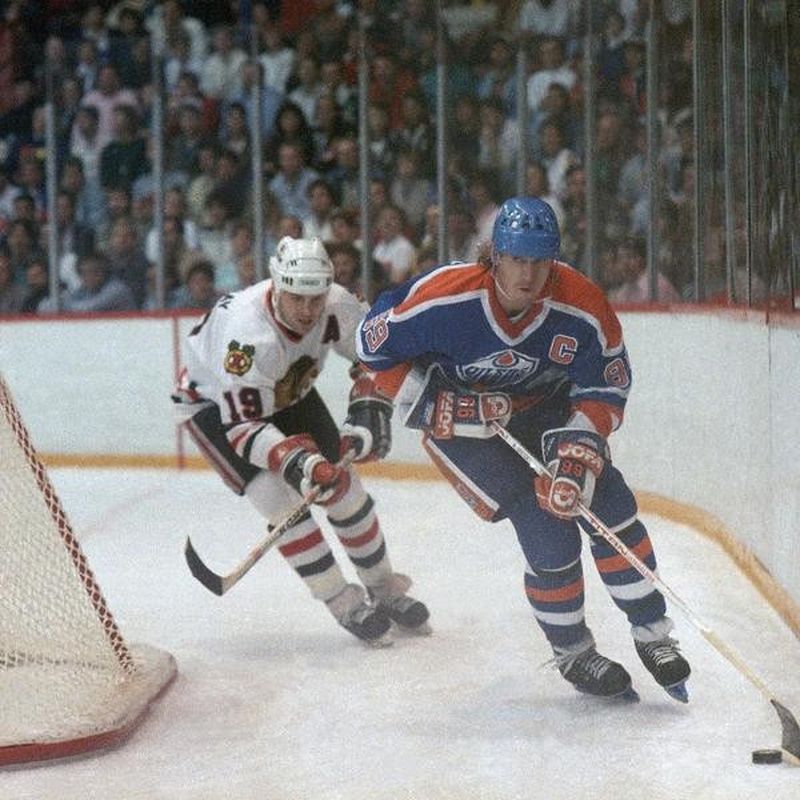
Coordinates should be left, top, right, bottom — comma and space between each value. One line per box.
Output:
268, 434, 350, 506
534, 428, 608, 519
340, 374, 393, 462
429, 389, 511, 439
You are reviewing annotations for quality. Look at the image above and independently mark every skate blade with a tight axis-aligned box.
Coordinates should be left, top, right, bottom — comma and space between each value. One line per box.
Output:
393, 620, 433, 637
664, 681, 689, 703
363, 631, 394, 648
574, 685, 640, 703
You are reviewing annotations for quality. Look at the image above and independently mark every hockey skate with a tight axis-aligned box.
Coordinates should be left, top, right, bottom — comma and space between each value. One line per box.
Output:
368, 573, 431, 636
635, 636, 691, 703
552, 637, 638, 701
326, 584, 392, 647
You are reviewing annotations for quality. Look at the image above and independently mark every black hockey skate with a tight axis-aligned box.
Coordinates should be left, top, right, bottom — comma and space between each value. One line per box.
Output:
326, 584, 392, 646
556, 646, 638, 701
368, 573, 431, 635
635, 637, 691, 703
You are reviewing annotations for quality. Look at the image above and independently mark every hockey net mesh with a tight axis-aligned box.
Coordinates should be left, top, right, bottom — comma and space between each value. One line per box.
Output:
0, 376, 175, 763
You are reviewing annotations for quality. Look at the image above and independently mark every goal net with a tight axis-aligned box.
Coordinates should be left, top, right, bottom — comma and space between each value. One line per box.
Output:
0, 375, 176, 766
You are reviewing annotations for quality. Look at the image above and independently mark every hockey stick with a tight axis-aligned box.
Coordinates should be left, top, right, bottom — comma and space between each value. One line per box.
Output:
185, 449, 358, 597
490, 421, 800, 762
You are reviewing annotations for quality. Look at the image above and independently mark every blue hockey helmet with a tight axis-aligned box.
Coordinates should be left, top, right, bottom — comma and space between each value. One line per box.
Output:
492, 197, 560, 259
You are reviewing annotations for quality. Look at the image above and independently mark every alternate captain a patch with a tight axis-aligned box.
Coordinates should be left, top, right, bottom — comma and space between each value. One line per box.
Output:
224, 340, 255, 376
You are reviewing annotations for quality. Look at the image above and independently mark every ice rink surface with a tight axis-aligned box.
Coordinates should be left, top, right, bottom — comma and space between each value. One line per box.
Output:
5, 468, 800, 800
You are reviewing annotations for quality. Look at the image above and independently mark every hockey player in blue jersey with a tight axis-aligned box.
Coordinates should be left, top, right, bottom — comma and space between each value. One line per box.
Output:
344, 196, 691, 700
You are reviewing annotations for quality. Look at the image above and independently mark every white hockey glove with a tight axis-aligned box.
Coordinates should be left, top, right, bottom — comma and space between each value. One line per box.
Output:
268, 434, 351, 506
534, 428, 608, 519
340, 373, 393, 462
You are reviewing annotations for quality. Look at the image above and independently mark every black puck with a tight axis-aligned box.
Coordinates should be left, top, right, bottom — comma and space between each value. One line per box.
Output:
751, 748, 782, 764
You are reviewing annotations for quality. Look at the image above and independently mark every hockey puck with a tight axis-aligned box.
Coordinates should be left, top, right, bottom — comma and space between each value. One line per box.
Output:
751, 748, 782, 764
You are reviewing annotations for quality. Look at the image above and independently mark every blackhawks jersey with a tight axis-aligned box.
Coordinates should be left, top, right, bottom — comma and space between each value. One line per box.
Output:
356, 260, 631, 438
176, 279, 365, 466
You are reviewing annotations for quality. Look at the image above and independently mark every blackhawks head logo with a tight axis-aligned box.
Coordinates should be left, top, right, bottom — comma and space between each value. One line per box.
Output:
224, 340, 255, 376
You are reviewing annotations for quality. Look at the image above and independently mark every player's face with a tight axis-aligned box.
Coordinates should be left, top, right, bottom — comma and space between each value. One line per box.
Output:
493, 252, 552, 315
276, 290, 328, 335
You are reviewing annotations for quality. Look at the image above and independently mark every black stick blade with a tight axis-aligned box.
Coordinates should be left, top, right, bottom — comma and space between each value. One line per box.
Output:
184, 537, 225, 596
772, 699, 800, 760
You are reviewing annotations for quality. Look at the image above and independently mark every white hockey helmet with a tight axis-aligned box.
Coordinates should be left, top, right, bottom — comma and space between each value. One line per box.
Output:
270, 236, 333, 295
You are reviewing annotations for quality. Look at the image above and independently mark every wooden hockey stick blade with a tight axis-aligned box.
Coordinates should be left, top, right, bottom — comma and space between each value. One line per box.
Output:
184, 536, 226, 596
490, 422, 800, 757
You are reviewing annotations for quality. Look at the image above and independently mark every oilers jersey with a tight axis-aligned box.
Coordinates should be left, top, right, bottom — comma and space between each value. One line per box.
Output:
356, 260, 631, 438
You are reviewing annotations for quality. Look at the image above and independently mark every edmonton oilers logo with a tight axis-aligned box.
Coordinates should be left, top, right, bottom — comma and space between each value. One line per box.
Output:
457, 350, 539, 385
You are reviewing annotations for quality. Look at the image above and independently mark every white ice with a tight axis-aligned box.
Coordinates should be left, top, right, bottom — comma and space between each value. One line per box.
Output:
5, 468, 800, 800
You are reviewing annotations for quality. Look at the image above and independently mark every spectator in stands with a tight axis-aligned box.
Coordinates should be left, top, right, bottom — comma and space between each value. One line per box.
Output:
447, 204, 481, 263
449, 95, 481, 165
372, 204, 416, 289
95, 185, 132, 254
233, 58, 284, 146
0, 165, 21, 228
201, 24, 246, 103
196, 186, 234, 268
535, 118, 579, 202
605, 236, 681, 304
5, 218, 42, 285
268, 141, 320, 221
518, 0, 575, 40
302, 178, 336, 241
258, 20, 295, 94
104, 215, 150, 308
186, 142, 218, 222
209, 218, 251, 293
55, 189, 96, 291
390, 90, 435, 180
325, 133, 360, 212
368, 53, 419, 131
81, 63, 139, 148
169, 258, 220, 310
319, 57, 357, 128
264, 100, 316, 177
75, 38, 100, 94
167, 99, 213, 182
326, 240, 362, 296
366, 101, 395, 182
150, 0, 208, 68
20, 254, 50, 314
287, 54, 323, 128
99, 104, 149, 192
0, 246, 25, 313
477, 96, 520, 195
312, 91, 349, 174
524, 160, 565, 227
218, 101, 251, 160
389, 148, 434, 240
476, 34, 517, 118
144, 186, 200, 265
559, 162, 588, 266
39, 251, 136, 313
70, 105, 103, 191
467, 168, 501, 244
597, 9, 628, 87
618, 121, 648, 235
526, 36, 577, 119
328, 206, 361, 251
593, 107, 629, 204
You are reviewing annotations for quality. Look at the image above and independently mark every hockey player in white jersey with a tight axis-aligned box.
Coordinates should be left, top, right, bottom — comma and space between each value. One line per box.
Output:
173, 236, 429, 644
